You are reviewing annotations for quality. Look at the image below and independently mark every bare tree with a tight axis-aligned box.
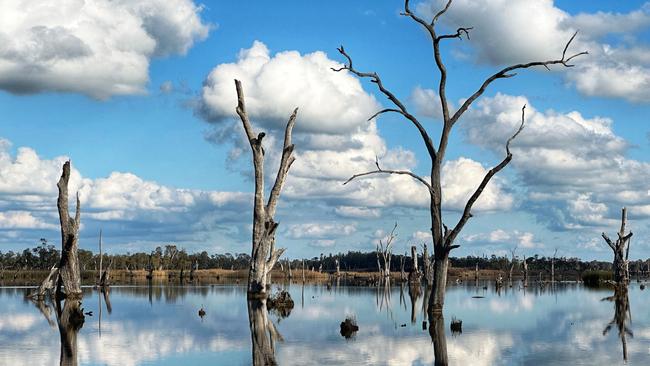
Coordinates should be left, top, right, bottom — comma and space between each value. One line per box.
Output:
234, 79, 298, 298
408, 245, 420, 285
377, 223, 398, 278
551, 248, 558, 283
335, 0, 585, 313
32, 161, 82, 300
422, 243, 432, 284
508, 247, 517, 283
602, 207, 633, 285
522, 255, 528, 287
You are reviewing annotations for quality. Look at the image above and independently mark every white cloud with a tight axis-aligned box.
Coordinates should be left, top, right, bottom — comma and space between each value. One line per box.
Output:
334, 206, 381, 219
0, 0, 210, 98
0, 138, 250, 250
442, 157, 514, 212
198, 40, 380, 134
416, 0, 650, 103
411, 86, 443, 119
463, 93, 650, 231
286, 223, 356, 239
464, 229, 541, 249
0, 211, 56, 230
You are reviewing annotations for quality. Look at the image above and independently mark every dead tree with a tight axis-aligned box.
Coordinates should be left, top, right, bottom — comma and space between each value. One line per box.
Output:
335, 258, 340, 277
408, 245, 420, 285
234, 79, 298, 298
602, 208, 633, 285
551, 248, 558, 283
377, 223, 397, 278
32, 161, 82, 299
400, 253, 406, 282
508, 247, 517, 283
97, 230, 111, 289
422, 243, 432, 285
335, 0, 585, 314
522, 255, 528, 287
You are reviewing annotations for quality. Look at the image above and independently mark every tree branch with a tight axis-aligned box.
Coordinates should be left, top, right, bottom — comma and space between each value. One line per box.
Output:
343, 156, 433, 194
602, 233, 616, 251
445, 105, 526, 247
332, 46, 437, 160
266, 107, 299, 218
449, 32, 587, 128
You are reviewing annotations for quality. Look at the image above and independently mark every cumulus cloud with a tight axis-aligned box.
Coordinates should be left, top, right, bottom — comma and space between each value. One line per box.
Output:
416, 0, 650, 102
0, 0, 210, 99
464, 229, 541, 249
0, 138, 249, 250
286, 223, 357, 239
442, 157, 514, 212
198, 40, 380, 134
463, 93, 650, 231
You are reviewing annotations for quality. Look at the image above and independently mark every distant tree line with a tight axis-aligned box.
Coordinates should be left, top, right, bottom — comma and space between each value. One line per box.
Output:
3, 240, 649, 274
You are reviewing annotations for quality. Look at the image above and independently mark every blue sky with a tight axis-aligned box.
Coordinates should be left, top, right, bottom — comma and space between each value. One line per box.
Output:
0, 0, 649, 260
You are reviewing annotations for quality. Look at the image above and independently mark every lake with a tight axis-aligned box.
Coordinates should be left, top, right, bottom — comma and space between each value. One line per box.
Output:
0, 280, 647, 365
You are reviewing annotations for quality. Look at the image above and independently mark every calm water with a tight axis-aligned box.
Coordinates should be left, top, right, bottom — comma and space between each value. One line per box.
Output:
0, 281, 648, 365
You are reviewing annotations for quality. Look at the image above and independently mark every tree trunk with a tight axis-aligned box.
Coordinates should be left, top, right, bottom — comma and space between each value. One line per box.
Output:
523, 258, 528, 287
602, 208, 632, 285
430, 254, 449, 314
423, 244, 432, 285
429, 312, 448, 366
408, 245, 420, 284
235, 80, 297, 299
57, 161, 82, 298
335, 258, 340, 277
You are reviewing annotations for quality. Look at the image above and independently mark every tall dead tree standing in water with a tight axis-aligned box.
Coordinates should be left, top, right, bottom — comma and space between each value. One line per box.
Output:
602, 207, 633, 285
376, 223, 397, 279
336, 0, 586, 315
29, 161, 85, 366
234, 79, 298, 299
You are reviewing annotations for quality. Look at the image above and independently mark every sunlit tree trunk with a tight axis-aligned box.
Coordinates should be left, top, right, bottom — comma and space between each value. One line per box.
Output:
235, 80, 298, 299
602, 208, 633, 284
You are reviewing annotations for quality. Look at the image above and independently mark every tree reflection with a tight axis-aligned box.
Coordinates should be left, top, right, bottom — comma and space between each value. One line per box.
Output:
248, 299, 283, 366
428, 312, 448, 366
602, 286, 633, 362
55, 298, 85, 366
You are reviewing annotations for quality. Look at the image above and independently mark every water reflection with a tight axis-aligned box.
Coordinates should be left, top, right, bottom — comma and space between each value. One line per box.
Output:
248, 299, 283, 366
1, 282, 650, 365
56, 298, 84, 366
602, 286, 633, 361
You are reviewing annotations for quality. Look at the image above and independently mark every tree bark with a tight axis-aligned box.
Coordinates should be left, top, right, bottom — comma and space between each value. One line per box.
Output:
430, 254, 449, 314
429, 312, 448, 366
603, 208, 633, 284
235, 80, 298, 298
57, 161, 82, 298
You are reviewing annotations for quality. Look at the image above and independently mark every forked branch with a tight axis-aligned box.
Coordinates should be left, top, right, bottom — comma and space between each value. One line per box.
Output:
332, 47, 437, 160
445, 105, 526, 248
343, 156, 434, 195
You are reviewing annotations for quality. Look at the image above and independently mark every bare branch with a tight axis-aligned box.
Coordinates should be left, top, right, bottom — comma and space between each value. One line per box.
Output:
602, 233, 616, 251
343, 157, 433, 194
267, 107, 299, 217
437, 27, 473, 41
235, 79, 256, 142
450, 32, 587, 128
445, 105, 526, 247
333, 46, 437, 160
367, 108, 402, 121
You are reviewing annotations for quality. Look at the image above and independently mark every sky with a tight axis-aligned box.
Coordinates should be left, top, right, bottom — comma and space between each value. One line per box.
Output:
0, 0, 649, 260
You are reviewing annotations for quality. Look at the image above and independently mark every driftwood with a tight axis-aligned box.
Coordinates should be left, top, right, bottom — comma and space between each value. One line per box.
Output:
335, 0, 585, 314
602, 208, 633, 284
235, 79, 298, 298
